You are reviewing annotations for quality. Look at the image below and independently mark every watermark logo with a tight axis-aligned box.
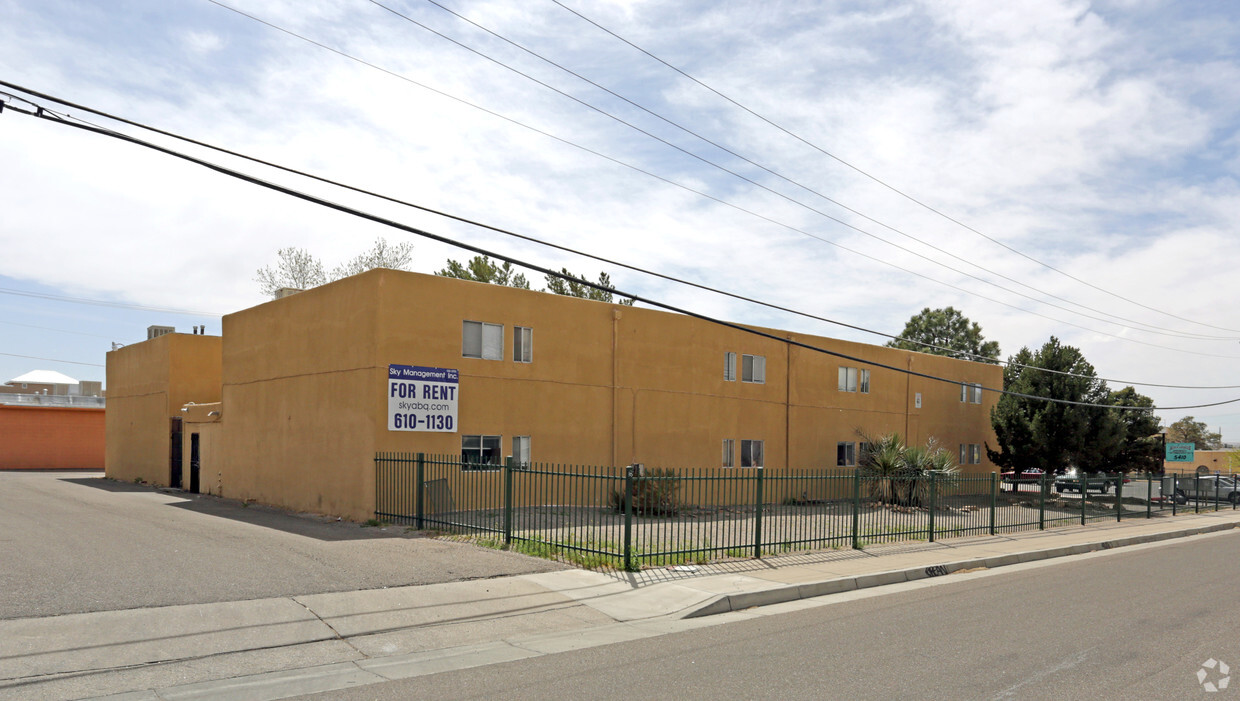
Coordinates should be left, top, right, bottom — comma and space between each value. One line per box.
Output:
1198, 659, 1230, 693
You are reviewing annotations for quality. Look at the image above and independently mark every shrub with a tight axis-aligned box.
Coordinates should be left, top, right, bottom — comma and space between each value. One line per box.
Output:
609, 467, 681, 516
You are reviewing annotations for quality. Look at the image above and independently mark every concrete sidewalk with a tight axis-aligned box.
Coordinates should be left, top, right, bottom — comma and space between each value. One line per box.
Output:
5, 510, 1239, 700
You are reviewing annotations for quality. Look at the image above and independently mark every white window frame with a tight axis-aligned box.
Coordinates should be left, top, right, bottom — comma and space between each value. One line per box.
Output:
740, 439, 763, 468
513, 326, 533, 363
837, 442, 857, 467
461, 434, 502, 469
512, 435, 531, 468
839, 367, 867, 393
722, 438, 734, 468
959, 444, 968, 465
971, 383, 983, 404
741, 354, 765, 384
724, 352, 737, 382
970, 444, 981, 465
462, 321, 503, 360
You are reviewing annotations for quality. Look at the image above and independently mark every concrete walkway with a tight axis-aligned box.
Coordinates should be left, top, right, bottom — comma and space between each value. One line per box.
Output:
5, 510, 1239, 700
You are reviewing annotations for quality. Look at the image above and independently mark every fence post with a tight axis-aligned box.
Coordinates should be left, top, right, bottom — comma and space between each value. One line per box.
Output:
1146, 472, 1152, 519
927, 472, 937, 543
503, 457, 514, 547
989, 472, 997, 536
1038, 472, 1046, 530
753, 467, 766, 559
1115, 473, 1123, 522
415, 453, 425, 530
1196, 475, 1201, 514
623, 465, 635, 571
1215, 476, 1221, 512
1080, 474, 1087, 526
851, 469, 862, 550
1171, 473, 1177, 516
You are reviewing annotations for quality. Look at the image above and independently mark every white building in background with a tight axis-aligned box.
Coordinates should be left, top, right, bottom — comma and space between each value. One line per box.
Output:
0, 370, 104, 406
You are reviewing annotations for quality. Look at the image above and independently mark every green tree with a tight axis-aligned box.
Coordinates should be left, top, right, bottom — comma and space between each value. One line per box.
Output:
436, 255, 530, 289
1165, 416, 1222, 450
1098, 387, 1163, 473
885, 306, 1000, 363
987, 337, 1120, 476
544, 269, 634, 305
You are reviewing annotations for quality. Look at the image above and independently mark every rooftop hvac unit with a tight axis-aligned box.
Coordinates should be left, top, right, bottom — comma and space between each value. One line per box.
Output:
275, 287, 303, 299
147, 325, 175, 340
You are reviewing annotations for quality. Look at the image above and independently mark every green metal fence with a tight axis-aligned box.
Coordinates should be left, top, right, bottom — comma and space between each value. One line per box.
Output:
374, 453, 1236, 571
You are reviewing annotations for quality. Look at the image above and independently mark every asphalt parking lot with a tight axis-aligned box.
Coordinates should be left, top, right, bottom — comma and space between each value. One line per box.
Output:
0, 471, 565, 619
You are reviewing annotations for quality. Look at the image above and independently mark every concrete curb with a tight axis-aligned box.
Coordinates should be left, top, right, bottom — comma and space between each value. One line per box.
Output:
683, 521, 1240, 618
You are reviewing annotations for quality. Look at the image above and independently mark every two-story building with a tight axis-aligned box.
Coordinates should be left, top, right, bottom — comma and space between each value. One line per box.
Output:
105, 268, 1002, 521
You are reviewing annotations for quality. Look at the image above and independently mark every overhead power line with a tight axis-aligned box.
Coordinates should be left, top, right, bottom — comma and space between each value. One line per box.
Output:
190, 4, 1240, 355
390, 0, 1233, 343
549, 0, 1240, 337
4, 81, 1240, 390
4, 94, 1238, 411
0, 352, 105, 368
0, 286, 221, 317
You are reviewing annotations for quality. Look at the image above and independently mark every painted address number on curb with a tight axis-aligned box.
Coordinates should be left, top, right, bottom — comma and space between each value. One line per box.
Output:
925, 565, 949, 577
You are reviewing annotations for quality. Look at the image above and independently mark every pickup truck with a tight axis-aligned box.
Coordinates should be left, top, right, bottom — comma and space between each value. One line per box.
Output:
1161, 474, 1240, 505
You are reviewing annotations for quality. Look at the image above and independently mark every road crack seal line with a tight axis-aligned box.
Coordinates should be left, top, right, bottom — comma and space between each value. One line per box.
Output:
291, 596, 366, 658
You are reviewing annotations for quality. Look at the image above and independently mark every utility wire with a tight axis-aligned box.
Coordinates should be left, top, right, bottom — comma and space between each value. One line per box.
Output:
5, 98, 1238, 410
0, 319, 131, 341
368, 0, 1227, 342
550, 0, 1240, 337
0, 286, 221, 317
188, 5, 1240, 356
0, 351, 105, 368
5, 81, 1240, 389
395, 0, 1233, 343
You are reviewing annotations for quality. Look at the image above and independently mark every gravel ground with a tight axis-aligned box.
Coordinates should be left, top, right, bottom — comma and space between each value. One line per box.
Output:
0, 471, 566, 619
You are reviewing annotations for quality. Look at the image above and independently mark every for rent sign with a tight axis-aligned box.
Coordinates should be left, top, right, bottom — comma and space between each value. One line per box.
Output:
387, 365, 458, 432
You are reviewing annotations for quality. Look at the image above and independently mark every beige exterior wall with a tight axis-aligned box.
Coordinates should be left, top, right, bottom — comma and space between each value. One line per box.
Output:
105, 333, 221, 484
106, 268, 1002, 521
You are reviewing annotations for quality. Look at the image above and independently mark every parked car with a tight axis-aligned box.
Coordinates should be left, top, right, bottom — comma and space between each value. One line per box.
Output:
1000, 469, 1045, 491
1054, 470, 1129, 494
1162, 474, 1240, 505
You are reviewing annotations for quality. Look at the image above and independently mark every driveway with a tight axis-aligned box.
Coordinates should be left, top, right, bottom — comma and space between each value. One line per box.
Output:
0, 471, 565, 619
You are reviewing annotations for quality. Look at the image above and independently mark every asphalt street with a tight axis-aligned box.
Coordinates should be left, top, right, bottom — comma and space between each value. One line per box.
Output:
0, 471, 564, 618
297, 528, 1240, 700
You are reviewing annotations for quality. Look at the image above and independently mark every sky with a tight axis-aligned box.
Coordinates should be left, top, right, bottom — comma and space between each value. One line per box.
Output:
1, 0, 1239, 440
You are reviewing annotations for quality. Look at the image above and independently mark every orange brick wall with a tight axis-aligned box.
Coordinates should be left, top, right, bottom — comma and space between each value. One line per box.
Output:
0, 406, 105, 470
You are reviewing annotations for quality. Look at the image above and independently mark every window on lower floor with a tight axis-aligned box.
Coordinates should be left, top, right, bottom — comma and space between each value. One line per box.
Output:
742, 354, 765, 383
462, 321, 503, 360
462, 434, 501, 468
722, 438, 734, 468
512, 435, 531, 467
513, 326, 533, 363
837, 441, 857, 467
741, 439, 763, 468
959, 443, 981, 465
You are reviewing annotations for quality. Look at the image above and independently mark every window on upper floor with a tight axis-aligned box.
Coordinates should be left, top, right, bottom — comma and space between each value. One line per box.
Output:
462, 321, 503, 360
724, 352, 737, 382
838, 367, 870, 393
513, 326, 533, 363
960, 382, 982, 404
742, 354, 765, 384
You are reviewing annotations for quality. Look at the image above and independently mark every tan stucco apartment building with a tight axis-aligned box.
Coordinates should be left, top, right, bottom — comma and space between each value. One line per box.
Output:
106, 269, 1002, 521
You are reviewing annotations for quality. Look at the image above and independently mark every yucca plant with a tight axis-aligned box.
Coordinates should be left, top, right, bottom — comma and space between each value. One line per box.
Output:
857, 432, 909, 504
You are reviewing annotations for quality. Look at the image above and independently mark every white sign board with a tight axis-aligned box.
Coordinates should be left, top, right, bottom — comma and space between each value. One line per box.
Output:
387, 364, 458, 432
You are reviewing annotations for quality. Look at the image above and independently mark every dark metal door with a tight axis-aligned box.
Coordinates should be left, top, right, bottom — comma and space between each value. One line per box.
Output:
189, 433, 201, 494
169, 418, 183, 489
